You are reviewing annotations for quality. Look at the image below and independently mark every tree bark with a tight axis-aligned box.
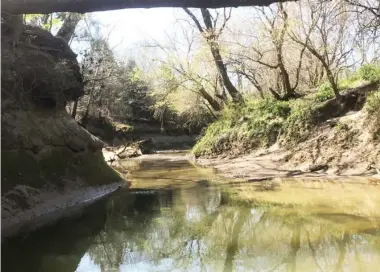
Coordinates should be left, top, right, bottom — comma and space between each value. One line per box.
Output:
4, 0, 291, 14
208, 40, 244, 103
82, 65, 100, 124
71, 99, 78, 119
198, 87, 222, 111
325, 66, 341, 100
56, 13, 82, 43
183, 7, 245, 104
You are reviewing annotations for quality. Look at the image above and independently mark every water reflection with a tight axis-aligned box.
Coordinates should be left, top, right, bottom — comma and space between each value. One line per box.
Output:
3, 157, 380, 272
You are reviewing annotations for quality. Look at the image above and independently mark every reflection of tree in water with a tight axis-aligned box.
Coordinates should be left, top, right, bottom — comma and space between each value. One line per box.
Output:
85, 187, 380, 272
222, 208, 250, 272
86, 186, 225, 271
2, 200, 109, 272
87, 189, 166, 271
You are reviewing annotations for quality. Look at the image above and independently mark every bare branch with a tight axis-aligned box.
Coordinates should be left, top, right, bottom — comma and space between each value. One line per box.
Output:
183, 8, 204, 33
218, 8, 233, 36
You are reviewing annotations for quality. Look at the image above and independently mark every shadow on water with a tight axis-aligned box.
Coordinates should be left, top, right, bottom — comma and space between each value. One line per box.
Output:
3, 155, 380, 272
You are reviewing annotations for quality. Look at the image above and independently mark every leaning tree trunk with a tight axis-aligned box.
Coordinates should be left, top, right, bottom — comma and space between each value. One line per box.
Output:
208, 40, 244, 103
199, 8, 244, 104
82, 65, 100, 124
325, 67, 341, 101
71, 99, 78, 119
55, 13, 82, 43
198, 87, 222, 111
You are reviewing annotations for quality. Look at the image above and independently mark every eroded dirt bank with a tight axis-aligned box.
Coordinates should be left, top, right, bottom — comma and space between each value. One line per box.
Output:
1, 18, 125, 239
196, 147, 377, 182
195, 102, 380, 182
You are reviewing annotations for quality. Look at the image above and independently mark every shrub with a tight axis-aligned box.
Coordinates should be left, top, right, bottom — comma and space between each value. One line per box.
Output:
365, 90, 380, 139
338, 72, 362, 89
315, 83, 334, 102
366, 90, 380, 114
359, 64, 380, 83
192, 98, 291, 157
192, 118, 234, 156
281, 100, 314, 145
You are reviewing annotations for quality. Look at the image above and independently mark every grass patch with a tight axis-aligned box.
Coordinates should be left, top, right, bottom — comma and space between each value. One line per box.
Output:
315, 82, 334, 102
192, 99, 291, 157
338, 72, 363, 89
281, 99, 315, 145
359, 64, 380, 83
193, 64, 380, 157
193, 98, 317, 156
365, 89, 380, 115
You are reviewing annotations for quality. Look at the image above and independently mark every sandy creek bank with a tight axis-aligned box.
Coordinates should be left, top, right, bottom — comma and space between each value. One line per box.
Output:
195, 144, 380, 183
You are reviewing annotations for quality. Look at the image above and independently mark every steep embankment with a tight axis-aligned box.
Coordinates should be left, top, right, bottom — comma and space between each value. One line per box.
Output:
1, 18, 123, 239
194, 78, 380, 179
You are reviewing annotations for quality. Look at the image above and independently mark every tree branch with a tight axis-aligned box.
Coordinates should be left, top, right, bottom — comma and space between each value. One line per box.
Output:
183, 8, 204, 33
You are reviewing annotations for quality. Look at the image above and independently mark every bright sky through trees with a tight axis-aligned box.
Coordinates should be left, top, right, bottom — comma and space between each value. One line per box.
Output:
92, 8, 178, 59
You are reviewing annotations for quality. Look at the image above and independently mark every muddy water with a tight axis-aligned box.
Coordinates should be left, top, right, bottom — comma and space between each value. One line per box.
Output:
2, 154, 380, 272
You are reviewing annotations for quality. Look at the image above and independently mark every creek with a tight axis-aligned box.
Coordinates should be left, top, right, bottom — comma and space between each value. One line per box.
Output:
3, 153, 380, 272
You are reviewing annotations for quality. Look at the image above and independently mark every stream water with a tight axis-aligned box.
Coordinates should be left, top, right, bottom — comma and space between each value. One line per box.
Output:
2, 154, 380, 272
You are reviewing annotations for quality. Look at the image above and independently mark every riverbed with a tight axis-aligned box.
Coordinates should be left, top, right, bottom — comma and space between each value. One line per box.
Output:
3, 153, 380, 272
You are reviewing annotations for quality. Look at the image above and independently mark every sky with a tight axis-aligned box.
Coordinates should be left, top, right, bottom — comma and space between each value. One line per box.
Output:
85, 7, 255, 62
90, 8, 183, 60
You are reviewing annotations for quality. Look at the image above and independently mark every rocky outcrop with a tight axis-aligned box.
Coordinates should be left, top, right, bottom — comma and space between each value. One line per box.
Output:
1, 18, 124, 239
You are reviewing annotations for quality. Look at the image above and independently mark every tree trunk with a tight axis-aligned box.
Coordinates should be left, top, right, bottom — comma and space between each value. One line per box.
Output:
183, 8, 244, 104
269, 87, 282, 100
278, 60, 297, 99
247, 76, 264, 99
209, 42, 243, 103
82, 65, 100, 123
198, 87, 222, 111
56, 13, 82, 43
4, 0, 289, 14
198, 7, 244, 104
325, 67, 341, 100
71, 99, 78, 119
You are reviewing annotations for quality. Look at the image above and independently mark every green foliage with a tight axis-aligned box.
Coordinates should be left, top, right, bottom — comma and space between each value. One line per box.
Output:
313, 64, 379, 102
366, 90, 380, 114
359, 64, 380, 83
281, 100, 314, 145
365, 90, 380, 139
24, 13, 64, 32
192, 99, 292, 157
178, 106, 215, 135
338, 72, 362, 89
315, 83, 334, 102
192, 118, 233, 156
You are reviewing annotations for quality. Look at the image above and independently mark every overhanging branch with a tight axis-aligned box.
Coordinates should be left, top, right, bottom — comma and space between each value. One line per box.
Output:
3, 0, 295, 15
